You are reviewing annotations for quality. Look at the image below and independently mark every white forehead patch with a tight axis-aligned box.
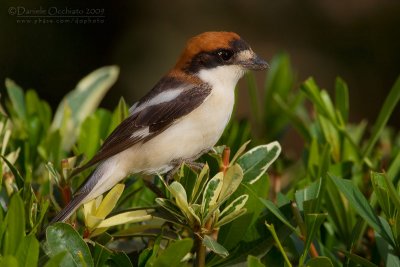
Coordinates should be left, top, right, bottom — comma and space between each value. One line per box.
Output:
236, 49, 253, 61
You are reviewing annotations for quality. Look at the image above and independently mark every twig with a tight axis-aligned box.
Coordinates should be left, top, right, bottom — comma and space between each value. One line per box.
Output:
220, 147, 231, 174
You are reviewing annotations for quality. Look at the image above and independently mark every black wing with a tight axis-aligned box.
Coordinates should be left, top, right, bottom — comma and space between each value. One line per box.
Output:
71, 79, 211, 176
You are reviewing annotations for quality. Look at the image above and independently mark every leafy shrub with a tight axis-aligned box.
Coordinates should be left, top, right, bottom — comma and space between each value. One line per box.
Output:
0, 54, 399, 266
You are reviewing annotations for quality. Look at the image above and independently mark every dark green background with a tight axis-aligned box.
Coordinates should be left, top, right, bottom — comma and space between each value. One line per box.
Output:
1, 0, 400, 126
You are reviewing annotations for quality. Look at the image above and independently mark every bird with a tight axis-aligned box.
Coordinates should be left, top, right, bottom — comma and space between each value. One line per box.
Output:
51, 31, 268, 223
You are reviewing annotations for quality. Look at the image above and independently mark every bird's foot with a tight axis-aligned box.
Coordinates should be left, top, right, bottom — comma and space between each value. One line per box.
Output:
165, 165, 180, 183
165, 160, 205, 183
185, 161, 205, 172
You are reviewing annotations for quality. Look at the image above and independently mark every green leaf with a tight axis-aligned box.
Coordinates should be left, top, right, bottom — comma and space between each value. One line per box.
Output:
44, 252, 68, 267
329, 175, 395, 246
230, 140, 251, 166
0, 255, 19, 267
265, 222, 293, 267
324, 175, 355, 244
51, 66, 119, 150
92, 243, 112, 267
203, 235, 229, 258
1, 155, 24, 189
306, 256, 334, 267
78, 109, 111, 160
216, 174, 269, 253
138, 248, 152, 267
237, 141, 281, 184
335, 77, 349, 123
375, 231, 400, 267
381, 172, 400, 212
371, 172, 396, 219
363, 75, 400, 158
25, 89, 52, 131
318, 115, 340, 161
46, 222, 94, 267
247, 255, 265, 267
273, 94, 312, 142
108, 252, 132, 267
259, 198, 296, 232
30, 199, 50, 235
6, 79, 26, 120
264, 53, 294, 106
15, 235, 39, 267
152, 238, 193, 266
3, 193, 25, 256
338, 249, 378, 267
263, 53, 296, 139
155, 198, 185, 222
178, 164, 202, 202
387, 153, 400, 187
300, 213, 327, 265
109, 97, 130, 134
320, 90, 336, 124
295, 181, 319, 212
211, 202, 293, 266
301, 78, 334, 121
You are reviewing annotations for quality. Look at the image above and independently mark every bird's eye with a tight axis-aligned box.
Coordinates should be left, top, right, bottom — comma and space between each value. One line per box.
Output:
216, 50, 234, 61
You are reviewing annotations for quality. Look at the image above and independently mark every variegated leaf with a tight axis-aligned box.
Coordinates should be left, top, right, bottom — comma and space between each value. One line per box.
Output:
216, 194, 248, 227
191, 164, 210, 203
188, 205, 201, 225
230, 140, 251, 166
51, 66, 119, 150
201, 172, 224, 218
237, 141, 281, 184
169, 182, 193, 222
218, 164, 244, 203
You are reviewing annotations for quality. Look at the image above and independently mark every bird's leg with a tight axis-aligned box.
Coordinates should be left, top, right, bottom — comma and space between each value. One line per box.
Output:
184, 161, 205, 172
165, 164, 181, 183
165, 159, 205, 183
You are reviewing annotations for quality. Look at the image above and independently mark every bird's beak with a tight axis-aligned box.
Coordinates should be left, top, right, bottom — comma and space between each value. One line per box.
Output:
237, 50, 269, 71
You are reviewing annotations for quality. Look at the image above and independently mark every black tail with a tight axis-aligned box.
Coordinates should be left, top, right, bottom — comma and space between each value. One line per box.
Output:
49, 192, 88, 224
50, 169, 102, 223
39, 171, 101, 240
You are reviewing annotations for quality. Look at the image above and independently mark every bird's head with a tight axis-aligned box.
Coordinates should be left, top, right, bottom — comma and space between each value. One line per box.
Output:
174, 31, 268, 86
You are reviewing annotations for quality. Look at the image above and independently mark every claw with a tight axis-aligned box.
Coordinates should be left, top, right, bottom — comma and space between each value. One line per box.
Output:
164, 160, 205, 183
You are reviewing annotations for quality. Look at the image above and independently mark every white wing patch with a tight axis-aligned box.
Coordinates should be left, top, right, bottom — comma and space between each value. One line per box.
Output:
129, 102, 139, 114
131, 87, 186, 115
130, 127, 150, 139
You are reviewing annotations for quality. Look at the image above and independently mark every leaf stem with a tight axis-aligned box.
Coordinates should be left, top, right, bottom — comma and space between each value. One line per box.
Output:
291, 202, 319, 263
265, 222, 292, 267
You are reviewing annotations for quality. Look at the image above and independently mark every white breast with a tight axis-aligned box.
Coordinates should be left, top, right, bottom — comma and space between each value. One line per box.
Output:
114, 65, 245, 174
85, 65, 246, 200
